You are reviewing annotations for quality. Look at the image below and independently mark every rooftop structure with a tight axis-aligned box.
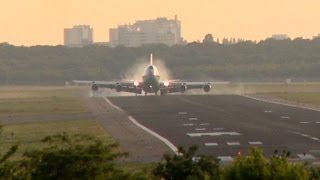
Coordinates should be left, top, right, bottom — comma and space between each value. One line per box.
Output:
109, 15, 183, 47
64, 25, 93, 47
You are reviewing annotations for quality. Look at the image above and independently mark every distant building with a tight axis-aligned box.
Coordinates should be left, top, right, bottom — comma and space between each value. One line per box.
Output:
271, 34, 289, 40
313, 34, 320, 40
64, 25, 93, 47
109, 15, 183, 47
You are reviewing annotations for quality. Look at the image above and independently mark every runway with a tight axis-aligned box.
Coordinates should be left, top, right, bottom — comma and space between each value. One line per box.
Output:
108, 95, 320, 164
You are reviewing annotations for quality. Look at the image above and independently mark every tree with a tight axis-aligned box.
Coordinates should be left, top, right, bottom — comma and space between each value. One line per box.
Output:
222, 147, 309, 180
16, 133, 145, 180
153, 145, 220, 180
203, 34, 214, 44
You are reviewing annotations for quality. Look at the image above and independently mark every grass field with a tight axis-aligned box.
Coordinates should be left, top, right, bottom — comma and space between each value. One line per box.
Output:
0, 86, 111, 159
0, 119, 111, 158
212, 82, 320, 95
211, 82, 320, 107
0, 86, 87, 116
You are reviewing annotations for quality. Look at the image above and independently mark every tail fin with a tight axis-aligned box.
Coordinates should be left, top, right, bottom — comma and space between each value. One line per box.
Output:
150, 53, 153, 65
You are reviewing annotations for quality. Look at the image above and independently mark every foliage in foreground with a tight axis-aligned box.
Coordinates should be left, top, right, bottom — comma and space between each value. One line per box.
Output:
1, 131, 320, 180
0, 133, 146, 180
153, 145, 220, 180
153, 146, 320, 180
223, 148, 309, 180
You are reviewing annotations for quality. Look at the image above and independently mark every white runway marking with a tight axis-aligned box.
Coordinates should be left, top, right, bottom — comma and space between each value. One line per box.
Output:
217, 156, 234, 162
213, 128, 224, 131
301, 134, 309, 137
280, 116, 290, 119
300, 121, 310, 124
195, 128, 206, 131
249, 141, 263, 145
200, 123, 210, 126
316, 122, 320, 124
205, 143, 218, 146
187, 132, 241, 137
183, 123, 194, 126
297, 154, 316, 160
242, 95, 320, 112
189, 117, 198, 121
178, 112, 187, 115
310, 150, 320, 153
311, 137, 320, 141
104, 98, 179, 154
128, 116, 179, 155
264, 110, 272, 113
104, 97, 124, 112
227, 142, 240, 146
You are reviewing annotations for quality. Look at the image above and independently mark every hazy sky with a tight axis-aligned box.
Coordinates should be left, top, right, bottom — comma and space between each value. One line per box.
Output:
1, 0, 320, 46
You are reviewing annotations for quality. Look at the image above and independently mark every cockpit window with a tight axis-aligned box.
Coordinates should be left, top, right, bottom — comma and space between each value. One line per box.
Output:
145, 65, 158, 76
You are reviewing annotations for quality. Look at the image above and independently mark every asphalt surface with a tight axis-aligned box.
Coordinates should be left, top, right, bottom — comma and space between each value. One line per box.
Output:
108, 95, 320, 164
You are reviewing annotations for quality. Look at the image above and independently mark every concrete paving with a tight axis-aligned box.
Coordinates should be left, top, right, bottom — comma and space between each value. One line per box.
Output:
108, 95, 320, 163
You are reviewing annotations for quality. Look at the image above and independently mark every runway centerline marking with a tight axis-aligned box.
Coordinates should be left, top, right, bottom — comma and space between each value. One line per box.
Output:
280, 116, 290, 119
195, 128, 206, 131
227, 142, 240, 146
187, 132, 241, 137
249, 141, 263, 145
178, 112, 187, 115
104, 97, 179, 154
264, 110, 272, 113
200, 123, 210, 126
300, 121, 310, 124
183, 123, 194, 126
213, 128, 224, 131
205, 143, 218, 146
189, 117, 198, 121
311, 137, 320, 141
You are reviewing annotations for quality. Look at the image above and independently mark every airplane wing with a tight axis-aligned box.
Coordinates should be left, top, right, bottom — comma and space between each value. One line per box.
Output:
73, 80, 143, 94
159, 81, 229, 95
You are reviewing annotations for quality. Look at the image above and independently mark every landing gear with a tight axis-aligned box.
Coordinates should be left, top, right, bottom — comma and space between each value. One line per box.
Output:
145, 92, 147, 96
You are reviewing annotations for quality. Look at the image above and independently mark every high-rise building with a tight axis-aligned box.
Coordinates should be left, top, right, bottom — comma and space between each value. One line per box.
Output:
109, 15, 183, 47
64, 25, 93, 47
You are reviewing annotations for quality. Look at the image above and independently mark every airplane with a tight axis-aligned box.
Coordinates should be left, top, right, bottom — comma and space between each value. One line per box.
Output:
73, 54, 213, 96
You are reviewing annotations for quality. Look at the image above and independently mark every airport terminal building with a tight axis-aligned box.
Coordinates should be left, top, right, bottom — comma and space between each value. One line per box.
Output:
109, 16, 183, 47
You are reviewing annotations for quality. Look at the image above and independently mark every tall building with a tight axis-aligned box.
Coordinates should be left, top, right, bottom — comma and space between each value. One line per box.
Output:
109, 15, 183, 47
64, 25, 93, 47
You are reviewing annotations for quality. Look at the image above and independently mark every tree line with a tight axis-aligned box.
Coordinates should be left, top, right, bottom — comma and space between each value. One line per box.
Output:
1, 37, 320, 85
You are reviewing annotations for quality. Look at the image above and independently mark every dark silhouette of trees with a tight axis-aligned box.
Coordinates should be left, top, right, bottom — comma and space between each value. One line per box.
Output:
0, 133, 146, 179
203, 34, 214, 44
1, 38, 320, 84
153, 145, 221, 180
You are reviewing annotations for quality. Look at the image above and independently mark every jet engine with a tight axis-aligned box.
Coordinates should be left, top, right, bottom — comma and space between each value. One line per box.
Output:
91, 84, 99, 91
180, 84, 187, 93
115, 84, 122, 92
203, 83, 211, 92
